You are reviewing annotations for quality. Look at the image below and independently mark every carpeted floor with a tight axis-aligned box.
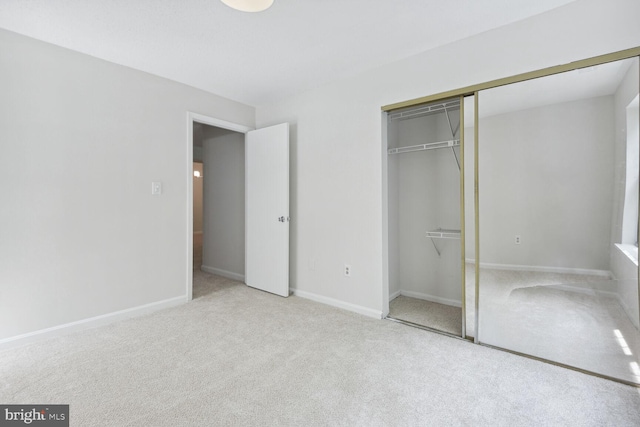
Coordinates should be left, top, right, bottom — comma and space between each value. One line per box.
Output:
394, 264, 640, 384
481, 282, 640, 384
2, 270, 640, 426
474, 267, 640, 384
388, 296, 461, 336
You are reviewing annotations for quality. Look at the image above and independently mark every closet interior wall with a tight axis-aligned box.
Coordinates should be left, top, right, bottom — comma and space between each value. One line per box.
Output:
388, 102, 462, 310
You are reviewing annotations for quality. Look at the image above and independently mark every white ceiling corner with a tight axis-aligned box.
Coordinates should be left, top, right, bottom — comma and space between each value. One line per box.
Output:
0, 0, 578, 107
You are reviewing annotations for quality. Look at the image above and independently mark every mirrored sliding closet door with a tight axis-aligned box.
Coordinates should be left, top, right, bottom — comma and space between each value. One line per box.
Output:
476, 57, 640, 384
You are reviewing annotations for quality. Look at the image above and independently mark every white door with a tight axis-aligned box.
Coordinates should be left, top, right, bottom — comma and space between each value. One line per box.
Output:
245, 123, 290, 297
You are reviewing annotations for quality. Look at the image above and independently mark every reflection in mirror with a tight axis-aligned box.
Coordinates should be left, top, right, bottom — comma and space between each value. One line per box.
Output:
386, 97, 463, 336
477, 57, 640, 384
463, 95, 477, 339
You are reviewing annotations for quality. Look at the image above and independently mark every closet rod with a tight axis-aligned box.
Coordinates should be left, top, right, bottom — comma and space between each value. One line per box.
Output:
388, 139, 459, 155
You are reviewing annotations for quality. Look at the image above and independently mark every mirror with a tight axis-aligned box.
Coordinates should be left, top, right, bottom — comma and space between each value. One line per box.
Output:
477, 57, 640, 384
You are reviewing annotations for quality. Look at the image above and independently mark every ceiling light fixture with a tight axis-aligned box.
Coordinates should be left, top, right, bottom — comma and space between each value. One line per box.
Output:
220, 0, 274, 12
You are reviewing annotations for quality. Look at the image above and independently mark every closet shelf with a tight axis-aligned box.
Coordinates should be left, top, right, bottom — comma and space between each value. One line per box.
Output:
388, 139, 459, 155
426, 229, 461, 239
388, 99, 460, 122
427, 229, 460, 257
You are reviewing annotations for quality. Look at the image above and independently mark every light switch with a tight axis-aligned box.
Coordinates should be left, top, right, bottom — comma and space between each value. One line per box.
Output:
151, 181, 162, 195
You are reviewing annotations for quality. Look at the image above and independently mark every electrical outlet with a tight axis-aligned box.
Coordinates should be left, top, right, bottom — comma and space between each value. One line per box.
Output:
151, 181, 162, 195
515, 235, 521, 245
344, 264, 351, 277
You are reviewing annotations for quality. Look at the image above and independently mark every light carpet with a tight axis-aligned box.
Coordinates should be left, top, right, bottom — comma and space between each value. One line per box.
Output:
474, 267, 640, 384
388, 295, 461, 335
1, 270, 640, 426
482, 283, 640, 383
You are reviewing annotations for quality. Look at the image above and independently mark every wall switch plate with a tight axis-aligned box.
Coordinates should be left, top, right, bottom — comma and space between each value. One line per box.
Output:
344, 264, 351, 277
151, 181, 162, 195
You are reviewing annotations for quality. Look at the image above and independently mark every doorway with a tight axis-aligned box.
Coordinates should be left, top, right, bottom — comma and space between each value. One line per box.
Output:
186, 113, 252, 301
186, 113, 291, 301
192, 121, 245, 298
193, 159, 203, 269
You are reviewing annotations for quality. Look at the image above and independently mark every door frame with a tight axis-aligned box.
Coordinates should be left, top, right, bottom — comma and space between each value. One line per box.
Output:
186, 112, 253, 301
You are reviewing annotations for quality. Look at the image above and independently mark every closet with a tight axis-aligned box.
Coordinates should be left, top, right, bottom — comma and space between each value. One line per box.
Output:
386, 97, 464, 336
382, 49, 640, 387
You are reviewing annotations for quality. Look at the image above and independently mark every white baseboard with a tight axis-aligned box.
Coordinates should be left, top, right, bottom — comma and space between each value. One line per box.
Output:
201, 265, 245, 282
291, 288, 383, 319
389, 290, 401, 301
0, 296, 185, 350
550, 283, 617, 299
465, 260, 611, 278
399, 290, 462, 308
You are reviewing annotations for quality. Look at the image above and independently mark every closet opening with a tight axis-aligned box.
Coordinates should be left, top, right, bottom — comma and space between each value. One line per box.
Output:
384, 96, 468, 337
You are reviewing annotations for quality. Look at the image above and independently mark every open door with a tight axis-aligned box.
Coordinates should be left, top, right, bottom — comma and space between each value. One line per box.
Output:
245, 123, 290, 297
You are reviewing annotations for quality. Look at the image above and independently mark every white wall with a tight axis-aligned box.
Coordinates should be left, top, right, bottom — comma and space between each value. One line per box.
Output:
464, 126, 476, 261
610, 58, 639, 328
612, 59, 640, 245
193, 162, 204, 233
622, 100, 639, 245
464, 96, 477, 261
478, 96, 615, 270
390, 111, 462, 304
202, 128, 245, 280
611, 246, 640, 329
387, 118, 400, 299
0, 29, 254, 341
255, 0, 640, 315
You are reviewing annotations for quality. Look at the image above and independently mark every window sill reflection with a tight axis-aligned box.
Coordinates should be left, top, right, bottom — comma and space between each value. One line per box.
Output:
615, 243, 638, 267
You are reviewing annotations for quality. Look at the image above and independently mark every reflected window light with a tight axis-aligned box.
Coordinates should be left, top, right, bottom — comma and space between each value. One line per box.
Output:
614, 329, 633, 356
631, 362, 640, 385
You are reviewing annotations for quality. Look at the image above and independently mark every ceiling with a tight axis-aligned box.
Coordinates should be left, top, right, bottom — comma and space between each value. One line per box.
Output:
463, 56, 638, 123
0, 0, 577, 107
